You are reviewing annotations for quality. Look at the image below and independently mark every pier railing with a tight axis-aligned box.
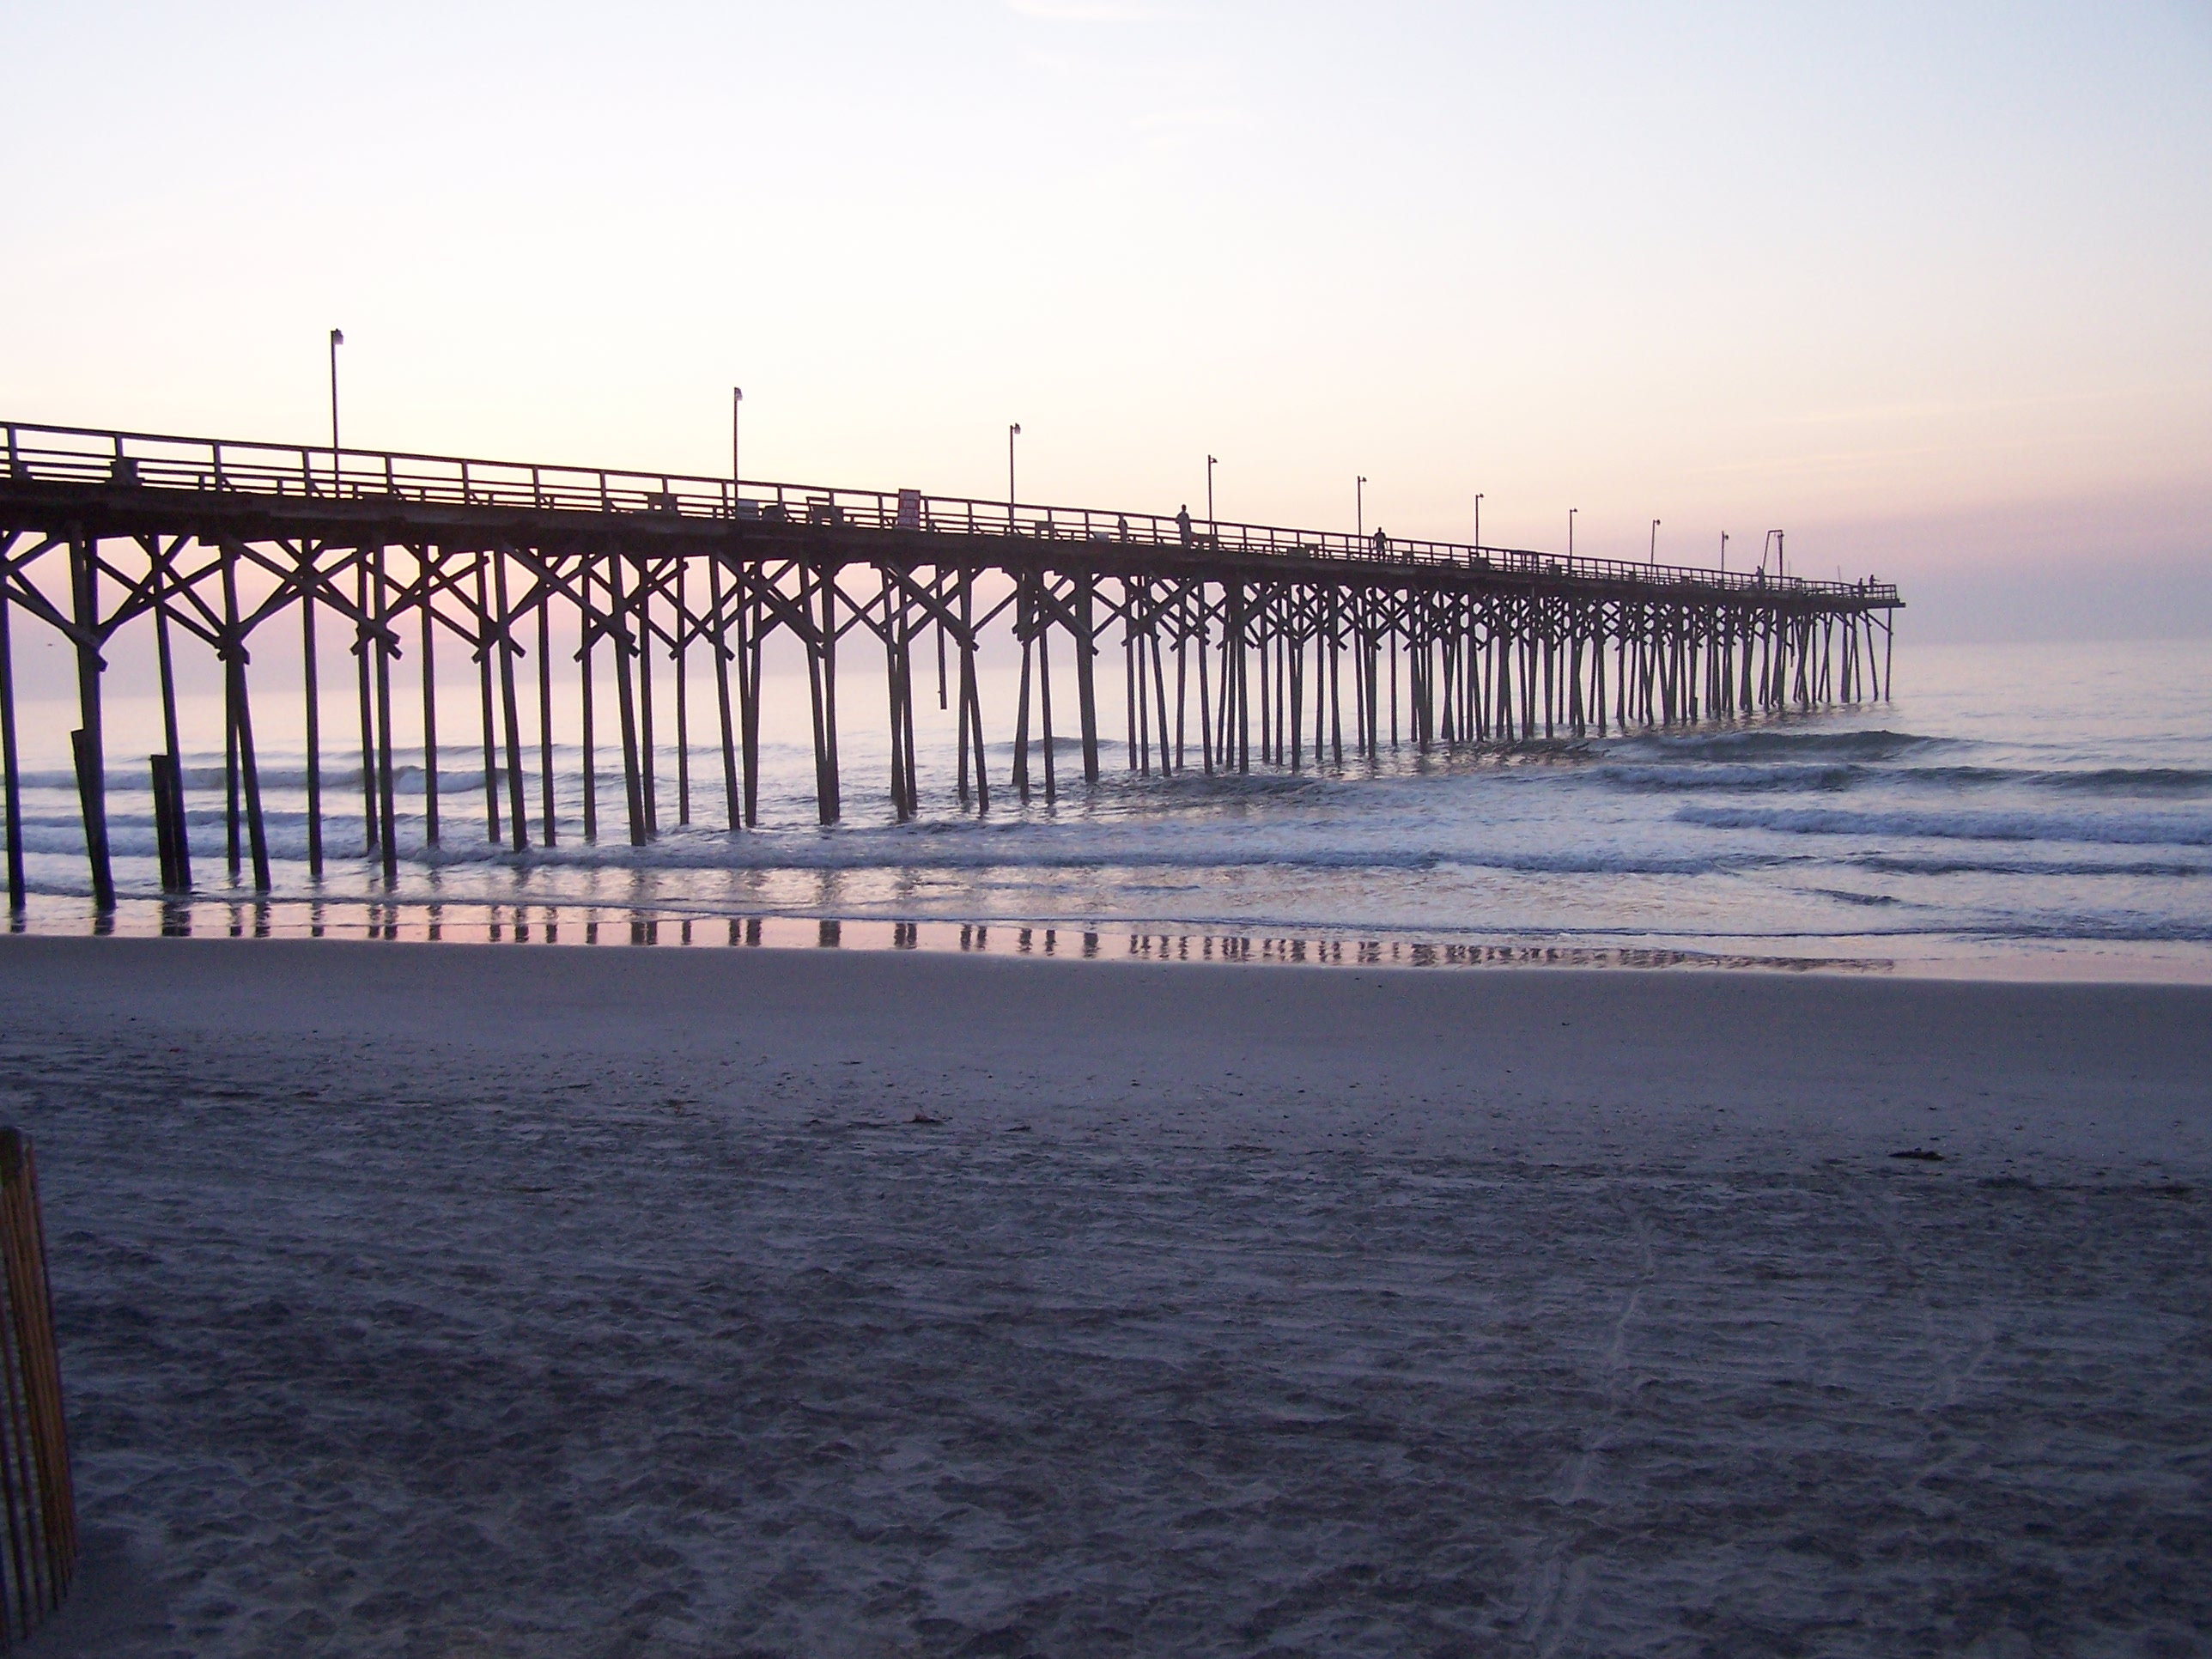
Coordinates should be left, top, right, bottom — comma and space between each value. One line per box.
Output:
3, 420, 1895, 604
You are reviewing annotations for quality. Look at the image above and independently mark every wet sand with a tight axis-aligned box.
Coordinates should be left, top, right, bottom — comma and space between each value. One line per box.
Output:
6, 938, 2209, 1656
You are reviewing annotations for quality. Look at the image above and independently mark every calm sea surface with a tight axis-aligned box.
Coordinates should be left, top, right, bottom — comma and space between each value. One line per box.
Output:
8, 637, 2208, 979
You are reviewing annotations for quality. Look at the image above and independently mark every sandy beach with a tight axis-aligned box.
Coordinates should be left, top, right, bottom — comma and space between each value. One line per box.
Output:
6, 938, 2209, 1656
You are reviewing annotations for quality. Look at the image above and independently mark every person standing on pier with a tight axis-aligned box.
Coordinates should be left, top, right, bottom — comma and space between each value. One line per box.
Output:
1177, 504, 1194, 545
1373, 526, 1389, 556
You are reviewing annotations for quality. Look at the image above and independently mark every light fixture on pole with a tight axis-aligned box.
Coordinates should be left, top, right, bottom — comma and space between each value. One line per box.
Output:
1206, 454, 1218, 540
1357, 476, 1367, 542
1721, 531, 1729, 576
731, 386, 743, 491
1568, 507, 1577, 559
327, 327, 344, 495
1474, 492, 1484, 550
1650, 519, 1661, 568
1007, 424, 1021, 528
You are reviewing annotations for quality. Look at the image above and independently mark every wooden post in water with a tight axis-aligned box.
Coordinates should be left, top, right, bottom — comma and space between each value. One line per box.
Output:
804, 563, 842, 824
1123, 611, 1139, 775
957, 570, 987, 811
420, 545, 441, 847
219, 544, 271, 892
0, 568, 24, 915
372, 545, 398, 885
152, 546, 190, 890
636, 556, 658, 837
820, 568, 841, 823
1074, 572, 1100, 784
881, 568, 909, 821
1012, 580, 1033, 801
355, 554, 377, 853
1158, 610, 1176, 778
578, 551, 598, 842
956, 570, 976, 805
494, 548, 528, 853
740, 573, 763, 827
68, 537, 114, 911
537, 564, 557, 846
149, 755, 179, 891
1195, 591, 1213, 775
710, 552, 739, 831
473, 553, 501, 844
609, 553, 647, 847
297, 541, 323, 876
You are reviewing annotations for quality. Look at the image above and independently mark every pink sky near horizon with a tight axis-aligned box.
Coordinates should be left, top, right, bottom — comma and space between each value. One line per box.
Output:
3, 1, 2207, 638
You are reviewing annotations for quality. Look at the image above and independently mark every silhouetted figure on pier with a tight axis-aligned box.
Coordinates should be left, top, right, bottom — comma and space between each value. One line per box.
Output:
1177, 505, 1193, 545
1372, 526, 1389, 556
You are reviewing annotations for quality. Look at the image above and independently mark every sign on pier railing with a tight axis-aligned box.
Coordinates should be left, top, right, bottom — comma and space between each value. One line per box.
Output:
3, 419, 1898, 604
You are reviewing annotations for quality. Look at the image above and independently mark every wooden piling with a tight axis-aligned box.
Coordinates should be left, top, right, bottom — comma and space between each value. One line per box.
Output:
149, 755, 179, 891
1074, 572, 1100, 785
297, 541, 322, 876
371, 545, 398, 885
579, 551, 598, 842
609, 551, 647, 847
489, 550, 528, 856
710, 553, 739, 831
740, 576, 763, 826
219, 545, 271, 892
420, 545, 441, 848
1012, 580, 1034, 801
674, 558, 691, 827
0, 568, 21, 915
355, 555, 377, 853
151, 550, 190, 889
67, 538, 115, 910
636, 556, 659, 837
473, 553, 501, 844
537, 562, 557, 846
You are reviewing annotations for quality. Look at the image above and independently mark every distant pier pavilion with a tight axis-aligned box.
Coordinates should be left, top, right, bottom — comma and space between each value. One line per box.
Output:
0, 419, 1900, 908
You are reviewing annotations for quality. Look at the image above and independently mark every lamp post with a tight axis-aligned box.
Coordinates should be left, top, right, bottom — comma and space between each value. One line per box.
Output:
1568, 507, 1577, 560
327, 327, 344, 495
1206, 454, 1217, 541
1357, 476, 1367, 542
1721, 531, 1729, 576
1650, 519, 1661, 568
731, 386, 743, 492
1474, 492, 1484, 550
1007, 423, 1021, 528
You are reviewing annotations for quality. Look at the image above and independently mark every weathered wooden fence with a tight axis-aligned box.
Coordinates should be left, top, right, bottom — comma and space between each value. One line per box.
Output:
0, 1128, 73, 1646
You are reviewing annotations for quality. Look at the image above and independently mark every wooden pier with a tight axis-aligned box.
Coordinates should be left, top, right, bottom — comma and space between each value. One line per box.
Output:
0, 418, 1901, 908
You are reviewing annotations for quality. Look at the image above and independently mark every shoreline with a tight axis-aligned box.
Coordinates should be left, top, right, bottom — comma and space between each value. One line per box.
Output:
5, 891, 2210, 984
6, 933, 2209, 1176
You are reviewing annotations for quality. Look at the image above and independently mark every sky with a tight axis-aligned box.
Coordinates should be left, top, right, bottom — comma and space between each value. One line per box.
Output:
3, 0, 2208, 638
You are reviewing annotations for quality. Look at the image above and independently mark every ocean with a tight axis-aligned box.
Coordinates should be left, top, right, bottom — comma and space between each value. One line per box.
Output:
5, 635, 2207, 979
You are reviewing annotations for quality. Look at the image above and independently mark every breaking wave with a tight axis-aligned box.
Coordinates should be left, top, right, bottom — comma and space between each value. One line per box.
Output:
1676, 803, 2212, 848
